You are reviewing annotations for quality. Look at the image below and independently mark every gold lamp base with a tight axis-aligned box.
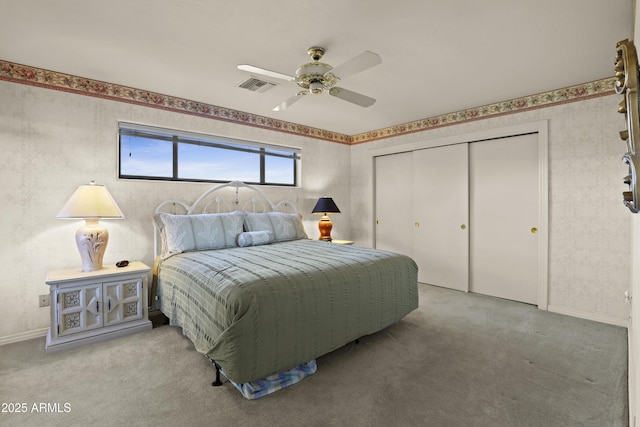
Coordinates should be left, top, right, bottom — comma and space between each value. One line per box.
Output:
318, 215, 333, 241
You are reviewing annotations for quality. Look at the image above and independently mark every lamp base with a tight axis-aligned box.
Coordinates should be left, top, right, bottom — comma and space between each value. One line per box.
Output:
318, 215, 333, 242
75, 219, 108, 272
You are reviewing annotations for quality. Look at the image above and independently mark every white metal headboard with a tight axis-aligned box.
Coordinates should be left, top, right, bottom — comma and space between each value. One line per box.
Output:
153, 180, 297, 258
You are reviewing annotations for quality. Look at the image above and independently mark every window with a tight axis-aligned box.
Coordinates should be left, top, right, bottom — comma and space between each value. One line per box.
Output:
118, 123, 299, 186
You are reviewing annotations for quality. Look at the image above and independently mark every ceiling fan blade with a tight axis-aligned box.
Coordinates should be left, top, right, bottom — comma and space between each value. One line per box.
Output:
237, 64, 296, 82
328, 87, 376, 108
273, 91, 308, 111
328, 51, 382, 80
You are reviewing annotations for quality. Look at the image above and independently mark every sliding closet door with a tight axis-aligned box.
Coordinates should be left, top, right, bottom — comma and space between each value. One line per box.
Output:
469, 133, 539, 304
413, 144, 469, 290
374, 152, 413, 256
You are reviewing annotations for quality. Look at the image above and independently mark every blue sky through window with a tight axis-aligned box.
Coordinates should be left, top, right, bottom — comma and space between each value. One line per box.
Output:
119, 130, 297, 185
178, 143, 260, 182
120, 135, 172, 177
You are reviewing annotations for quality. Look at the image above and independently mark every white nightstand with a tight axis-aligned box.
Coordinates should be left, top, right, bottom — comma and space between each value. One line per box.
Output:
45, 261, 152, 353
331, 239, 354, 245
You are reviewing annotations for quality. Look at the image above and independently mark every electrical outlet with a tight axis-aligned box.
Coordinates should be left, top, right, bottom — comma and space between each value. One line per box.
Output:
39, 294, 50, 307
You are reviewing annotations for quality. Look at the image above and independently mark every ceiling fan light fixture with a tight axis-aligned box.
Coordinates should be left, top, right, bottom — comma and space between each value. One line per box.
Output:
309, 81, 324, 94
238, 46, 381, 111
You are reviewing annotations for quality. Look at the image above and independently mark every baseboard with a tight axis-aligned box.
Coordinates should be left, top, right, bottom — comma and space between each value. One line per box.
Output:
547, 305, 629, 328
0, 328, 48, 346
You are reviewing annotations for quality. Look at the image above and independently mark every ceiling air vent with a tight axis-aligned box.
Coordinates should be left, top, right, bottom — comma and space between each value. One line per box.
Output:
238, 77, 277, 93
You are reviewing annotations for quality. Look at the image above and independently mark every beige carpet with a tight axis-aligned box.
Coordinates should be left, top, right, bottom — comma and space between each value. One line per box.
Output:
0, 284, 628, 426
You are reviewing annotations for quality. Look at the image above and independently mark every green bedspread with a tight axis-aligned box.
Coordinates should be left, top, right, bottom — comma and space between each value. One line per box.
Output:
157, 239, 418, 384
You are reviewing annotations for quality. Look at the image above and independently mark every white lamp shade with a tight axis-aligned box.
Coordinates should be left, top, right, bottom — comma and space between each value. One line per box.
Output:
56, 182, 124, 219
56, 182, 124, 272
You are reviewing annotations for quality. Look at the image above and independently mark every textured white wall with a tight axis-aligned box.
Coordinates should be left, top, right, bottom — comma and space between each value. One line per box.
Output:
350, 94, 630, 325
0, 80, 350, 340
0, 77, 630, 339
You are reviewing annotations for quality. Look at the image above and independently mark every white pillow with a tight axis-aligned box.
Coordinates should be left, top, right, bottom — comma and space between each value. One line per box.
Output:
154, 211, 245, 257
243, 212, 307, 242
237, 230, 273, 247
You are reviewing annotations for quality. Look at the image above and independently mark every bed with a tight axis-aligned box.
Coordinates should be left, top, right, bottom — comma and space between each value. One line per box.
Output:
153, 181, 418, 398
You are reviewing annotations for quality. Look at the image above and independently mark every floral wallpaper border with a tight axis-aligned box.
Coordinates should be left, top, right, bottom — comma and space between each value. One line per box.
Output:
0, 60, 351, 145
0, 59, 614, 145
351, 78, 616, 144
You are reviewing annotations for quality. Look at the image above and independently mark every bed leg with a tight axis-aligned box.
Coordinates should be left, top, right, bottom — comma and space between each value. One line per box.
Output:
212, 362, 223, 387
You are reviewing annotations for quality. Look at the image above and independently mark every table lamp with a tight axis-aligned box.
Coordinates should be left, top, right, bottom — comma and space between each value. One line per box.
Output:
56, 181, 124, 272
312, 197, 341, 241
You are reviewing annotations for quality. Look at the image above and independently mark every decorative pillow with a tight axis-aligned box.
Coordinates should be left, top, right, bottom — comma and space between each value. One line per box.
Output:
237, 230, 273, 247
243, 212, 308, 242
153, 211, 245, 257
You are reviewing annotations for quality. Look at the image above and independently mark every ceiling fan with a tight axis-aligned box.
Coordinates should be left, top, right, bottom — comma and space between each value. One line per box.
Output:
238, 46, 382, 111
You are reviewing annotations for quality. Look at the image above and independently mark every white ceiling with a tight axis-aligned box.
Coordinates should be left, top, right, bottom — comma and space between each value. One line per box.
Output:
0, 0, 633, 135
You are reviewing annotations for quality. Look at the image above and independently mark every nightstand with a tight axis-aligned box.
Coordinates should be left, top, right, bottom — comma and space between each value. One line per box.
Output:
331, 239, 354, 245
45, 261, 152, 353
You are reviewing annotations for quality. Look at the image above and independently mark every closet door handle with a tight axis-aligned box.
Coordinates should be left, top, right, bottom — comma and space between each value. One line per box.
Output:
460, 224, 466, 230
531, 227, 538, 234
415, 222, 420, 227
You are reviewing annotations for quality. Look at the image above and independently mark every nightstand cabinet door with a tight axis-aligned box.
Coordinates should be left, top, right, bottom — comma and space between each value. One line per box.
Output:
103, 278, 144, 326
56, 284, 103, 336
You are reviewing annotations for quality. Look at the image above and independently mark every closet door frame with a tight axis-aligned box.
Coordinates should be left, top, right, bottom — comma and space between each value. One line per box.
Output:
370, 121, 549, 310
